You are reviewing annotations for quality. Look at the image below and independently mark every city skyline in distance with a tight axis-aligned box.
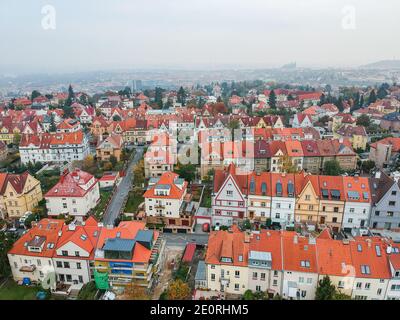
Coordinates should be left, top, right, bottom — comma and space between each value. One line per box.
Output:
1, 0, 400, 75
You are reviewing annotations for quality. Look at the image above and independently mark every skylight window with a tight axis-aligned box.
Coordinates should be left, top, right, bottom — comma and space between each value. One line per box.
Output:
375, 245, 381, 257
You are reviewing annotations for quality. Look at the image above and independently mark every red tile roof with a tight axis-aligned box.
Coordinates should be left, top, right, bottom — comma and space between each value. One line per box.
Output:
45, 169, 97, 198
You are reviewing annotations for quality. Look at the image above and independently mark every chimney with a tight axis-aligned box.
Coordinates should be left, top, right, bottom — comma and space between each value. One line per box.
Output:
244, 232, 251, 243
293, 235, 298, 244
375, 171, 381, 179
366, 238, 372, 248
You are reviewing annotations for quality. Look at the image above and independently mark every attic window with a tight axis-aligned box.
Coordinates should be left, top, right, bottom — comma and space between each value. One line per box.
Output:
357, 244, 362, 252
80, 234, 87, 241
300, 260, 310, 268
238, 255, 243, 262
361, 265, 371, 275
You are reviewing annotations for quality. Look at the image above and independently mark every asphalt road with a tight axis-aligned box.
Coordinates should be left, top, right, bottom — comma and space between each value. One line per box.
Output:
102, 146, 144, 226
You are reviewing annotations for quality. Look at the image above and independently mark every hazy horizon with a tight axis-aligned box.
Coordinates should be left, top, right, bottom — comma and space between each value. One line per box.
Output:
1, 0, 400, 74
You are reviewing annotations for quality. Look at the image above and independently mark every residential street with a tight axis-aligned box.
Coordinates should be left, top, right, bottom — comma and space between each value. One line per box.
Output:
102, 146, 144, 226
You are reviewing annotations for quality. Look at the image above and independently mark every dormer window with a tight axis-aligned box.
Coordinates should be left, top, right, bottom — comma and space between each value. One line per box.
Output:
300, 260, 310, 268
361, 265, 371, 275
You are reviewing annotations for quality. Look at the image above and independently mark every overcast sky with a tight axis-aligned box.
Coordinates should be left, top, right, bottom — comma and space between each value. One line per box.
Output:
0, 0, 399, 73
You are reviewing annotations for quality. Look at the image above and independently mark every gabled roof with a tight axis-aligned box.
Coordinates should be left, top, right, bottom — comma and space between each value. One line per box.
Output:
316, 238, 353, 276
143, 172, 187, 199
45, 169, 97, 198
0, 171, 32, 195
282, 232, 318, 273
349, 237, 391, 279
205, 226, 248, 267
8, 219, 64, 258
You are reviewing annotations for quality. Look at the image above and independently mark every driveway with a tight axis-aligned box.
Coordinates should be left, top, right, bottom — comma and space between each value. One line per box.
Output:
102, 146, 144, 226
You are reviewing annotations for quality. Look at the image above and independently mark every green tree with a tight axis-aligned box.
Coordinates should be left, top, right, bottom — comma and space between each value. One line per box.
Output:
361, 160, 375, 173
13, 132, 21, 145
377, 84, 388, 99
174, 163, 196, 183
368, 89, 377, 105
333, 292, 352, 300
323, 160, 342, 176
112, 115, 122, 122
243, 290, 255, 300
155, 87, 164, 109
177, 86, 186, 106
49, 114, 57, 132
62, 104, 75, 119
0, 231, 17, 277
109, 155, 118, 168
167, 279, 190, 300
133, 160, 145, 186
269, 90, 277, 109
65, 84, 75, 106
227, 119, 240, 140
356, 114, 371, 127
315, 276, 336, 300
31, 90, 41, 101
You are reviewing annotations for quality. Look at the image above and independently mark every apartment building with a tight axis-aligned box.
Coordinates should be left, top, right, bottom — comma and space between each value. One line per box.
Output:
0, 172, 43, 219
281, 233, 319, 300
204, 227, 398, 300
94, 221, 165, 292
19, 132, 90, 165
45, 169, 100, 221
342, 176, 372, 232
96, 133, 123, 162
370, 171, 400, 231
53, 217, 100, 289
7, 219, 64, 287
317, 175, 345, 232
144, 172, 195, 233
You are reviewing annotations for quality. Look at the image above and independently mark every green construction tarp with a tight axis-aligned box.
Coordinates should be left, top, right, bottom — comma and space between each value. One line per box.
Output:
94, 270, 109, 290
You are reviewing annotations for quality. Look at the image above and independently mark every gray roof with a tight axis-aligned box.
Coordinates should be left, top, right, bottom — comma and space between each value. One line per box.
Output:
103, 238, 135, 252
149, 177, 160, 185
135, 230, 154, 249
249, 250, 272, 261
195, 260, 206, 281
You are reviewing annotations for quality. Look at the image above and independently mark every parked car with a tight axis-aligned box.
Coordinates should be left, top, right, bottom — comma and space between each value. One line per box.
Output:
19, 211, 33, 225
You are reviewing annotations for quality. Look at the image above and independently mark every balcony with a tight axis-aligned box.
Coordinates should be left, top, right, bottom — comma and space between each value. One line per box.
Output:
220, 277, 230, 286
19, 265, 36, 273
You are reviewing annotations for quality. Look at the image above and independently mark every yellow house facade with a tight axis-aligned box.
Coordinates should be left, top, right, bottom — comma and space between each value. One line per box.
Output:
294, 176, 320, 224
0, 172, 43, 219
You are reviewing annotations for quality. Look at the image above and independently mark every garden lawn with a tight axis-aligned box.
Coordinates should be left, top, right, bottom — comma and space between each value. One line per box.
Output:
93, 190, 112, 219
124, 191, 144, 213
0, 279, 40, 300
